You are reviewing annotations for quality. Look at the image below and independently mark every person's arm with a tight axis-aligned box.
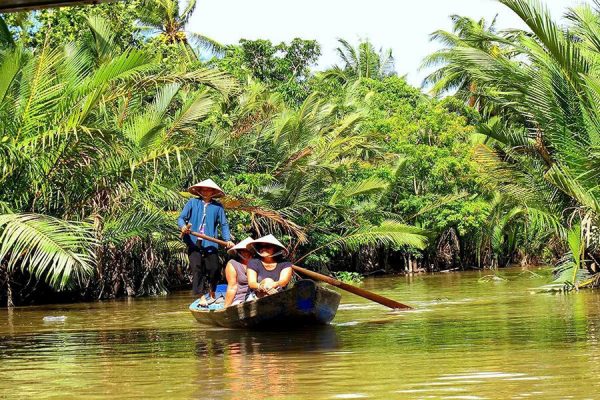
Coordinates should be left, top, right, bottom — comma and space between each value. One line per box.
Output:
224, 262, 238, 307
272, 265, 293, 291
247, 268, 260, 290
275, 266, 293, 289
218, 206, 233, 245
177, 200, 192, 231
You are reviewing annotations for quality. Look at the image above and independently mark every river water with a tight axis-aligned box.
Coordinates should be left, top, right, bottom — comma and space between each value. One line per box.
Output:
2, 268, 600, 399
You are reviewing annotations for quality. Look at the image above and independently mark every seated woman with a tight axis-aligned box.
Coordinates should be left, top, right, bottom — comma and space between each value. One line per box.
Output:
247, 234, 293, 297
223, 237, 254, 307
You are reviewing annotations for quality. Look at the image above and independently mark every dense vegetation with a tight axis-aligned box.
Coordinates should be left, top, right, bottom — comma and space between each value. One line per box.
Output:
1, 0, 598, 306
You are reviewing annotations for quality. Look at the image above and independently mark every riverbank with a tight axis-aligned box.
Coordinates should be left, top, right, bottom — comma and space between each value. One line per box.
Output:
1, 263, 541, 307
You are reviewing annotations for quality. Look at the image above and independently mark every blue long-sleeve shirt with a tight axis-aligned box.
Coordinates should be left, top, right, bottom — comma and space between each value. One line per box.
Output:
177, 199, 231, 251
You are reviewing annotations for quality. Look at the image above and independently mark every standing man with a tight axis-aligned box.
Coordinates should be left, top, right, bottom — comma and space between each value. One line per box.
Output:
178, 179, 234, 303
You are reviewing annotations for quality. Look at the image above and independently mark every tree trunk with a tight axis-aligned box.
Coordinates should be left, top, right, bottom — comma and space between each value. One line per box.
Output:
468, 81, 477, 108
6, 268, 14, 308
383, 250, 390, 273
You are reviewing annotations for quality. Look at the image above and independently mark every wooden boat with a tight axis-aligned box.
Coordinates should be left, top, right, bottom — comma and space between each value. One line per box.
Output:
189, 279, 341, 329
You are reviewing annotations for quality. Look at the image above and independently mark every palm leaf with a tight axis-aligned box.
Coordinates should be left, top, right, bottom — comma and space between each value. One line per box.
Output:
0, 47, 23, 105
0, 213, 96, 288
329, 177, 389, 206
147, 68, 238, 96
296, 221, 428, 263
167, 89, 214, 135
187, 32, 225, 56
0, 15, 14, 48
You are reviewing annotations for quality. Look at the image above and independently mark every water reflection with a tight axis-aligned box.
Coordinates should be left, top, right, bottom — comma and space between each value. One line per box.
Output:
192, 336, 292, 399
192, 327, 340, 399
195, 326, 340, 356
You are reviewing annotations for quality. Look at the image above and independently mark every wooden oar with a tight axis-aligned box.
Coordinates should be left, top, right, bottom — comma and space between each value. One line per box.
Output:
182, 230, 412, 310
188, 230, 230, 246
290, 265, 412, 310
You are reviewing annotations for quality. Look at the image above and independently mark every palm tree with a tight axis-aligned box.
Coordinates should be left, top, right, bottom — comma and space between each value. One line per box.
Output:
138, 0, 224, 59
421, 14, 504, 108
326, 38, 395, 83
236, 89, 427, 262
438, 0, 600, 288
0, 15, 235, 305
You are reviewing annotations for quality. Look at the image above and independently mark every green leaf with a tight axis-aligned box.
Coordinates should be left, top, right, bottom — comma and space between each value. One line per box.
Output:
0, 214, 96, 288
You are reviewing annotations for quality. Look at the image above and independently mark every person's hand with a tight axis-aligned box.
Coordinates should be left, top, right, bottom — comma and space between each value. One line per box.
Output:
262, 280, 276, 291
257, 281, 267, 292
225, 241, 235, 249
180, 225, 191, 235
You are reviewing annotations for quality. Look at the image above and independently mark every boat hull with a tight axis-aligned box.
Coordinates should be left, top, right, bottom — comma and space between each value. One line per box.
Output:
190, 280, 341, 329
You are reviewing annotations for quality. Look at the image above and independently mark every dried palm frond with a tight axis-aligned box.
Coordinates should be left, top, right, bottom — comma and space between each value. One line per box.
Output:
220, 197, 307, 243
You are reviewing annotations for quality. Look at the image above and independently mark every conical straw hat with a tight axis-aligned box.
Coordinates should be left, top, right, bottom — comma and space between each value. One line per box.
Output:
188, 179, 225, 197
227, 237, 254, 255
249, 234, 289, 256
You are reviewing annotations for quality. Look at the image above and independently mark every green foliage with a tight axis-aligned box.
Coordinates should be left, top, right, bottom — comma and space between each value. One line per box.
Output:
1, 2, 143, 49
0, 13, 237, 300
0, 9, 434, 304
9, 0, 600, 303
217, 38, 321, 104
426, 0, 600, 285
0, 214, 95, 288
325, 39, 395, 83
332, 271, 363, 284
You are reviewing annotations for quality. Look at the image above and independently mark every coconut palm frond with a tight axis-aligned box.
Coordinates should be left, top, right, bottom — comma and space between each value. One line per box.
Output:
102, 208, 172, 244
0, 213, 96, 288
167, 89, 214, 136
545, 165, 600, 214
420, 13, 504, 101
332, 38, 396, 81
329, 177, 389, 206
151, 68, 238, 96
524, 206, 565, 239
221, 197, 307, 243
187, 32, 225, 56
124, 82, 180, 147
85, 15, 118, 63
296, 220, 428, 263
0, 47, 23, 104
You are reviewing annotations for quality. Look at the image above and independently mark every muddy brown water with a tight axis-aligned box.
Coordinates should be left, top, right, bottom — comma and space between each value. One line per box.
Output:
2, 268, 600, 399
